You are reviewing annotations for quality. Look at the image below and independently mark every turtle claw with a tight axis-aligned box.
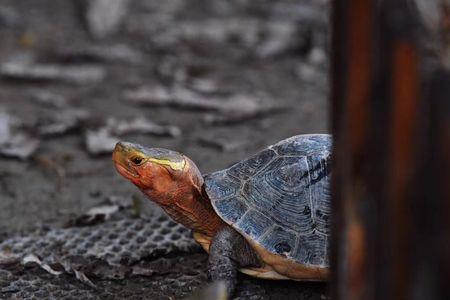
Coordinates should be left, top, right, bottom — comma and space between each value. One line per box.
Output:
207, 263, 237, 296
184, 281, 228, 300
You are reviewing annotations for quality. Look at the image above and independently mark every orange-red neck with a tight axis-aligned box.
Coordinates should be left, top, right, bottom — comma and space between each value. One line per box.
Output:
140, 159, 225, 238
155, 187, 225, 238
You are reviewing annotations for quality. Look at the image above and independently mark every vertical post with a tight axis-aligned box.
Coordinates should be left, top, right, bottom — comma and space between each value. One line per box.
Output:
331, 0, 450, 299
331, 0, 377, 299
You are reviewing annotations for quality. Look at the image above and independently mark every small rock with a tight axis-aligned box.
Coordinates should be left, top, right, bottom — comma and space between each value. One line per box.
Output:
256, 21, 311, 58
0, 110, 39, 160
108, 117, 181, 137
187, 78, 223, 94
85, 116, 180, 155
144, 18, 260, 51
0, 62, 106, 85
0, 134, 40, 160
70, 204, 120, 226
296, 60, 328, 87
27, 89, 68, 109
202, 94, 284, 124
85, 0, 130, 38
85, 128, 119, 155
0, 110, 15, 144
308, 47, 327, 66
125, 85, 282, 122
56, 44, 144, 65
36, 108, 90, 137
197, 136, 246, 152
123, 85, 173, 106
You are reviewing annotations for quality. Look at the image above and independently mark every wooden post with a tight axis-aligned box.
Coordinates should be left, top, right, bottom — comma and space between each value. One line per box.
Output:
331, 0, 450, 299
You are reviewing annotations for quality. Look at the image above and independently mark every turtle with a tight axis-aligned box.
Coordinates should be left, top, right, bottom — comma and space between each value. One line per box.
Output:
112, 134, 331, 295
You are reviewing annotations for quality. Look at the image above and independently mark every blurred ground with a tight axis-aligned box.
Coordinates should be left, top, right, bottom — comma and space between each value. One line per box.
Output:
0, 0, 330, 299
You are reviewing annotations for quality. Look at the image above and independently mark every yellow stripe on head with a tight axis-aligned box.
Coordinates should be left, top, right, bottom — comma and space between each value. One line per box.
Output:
148, 157, 186, 171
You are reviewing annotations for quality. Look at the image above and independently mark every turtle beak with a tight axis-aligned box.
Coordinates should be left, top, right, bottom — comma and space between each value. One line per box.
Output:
113, 141, 135, 154
112, 142, 126, 164
112, 142, 139, 178
112, 141, 137, 161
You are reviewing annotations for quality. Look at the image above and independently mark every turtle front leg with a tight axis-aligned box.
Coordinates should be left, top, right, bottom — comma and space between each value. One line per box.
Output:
207, 226, 261, 296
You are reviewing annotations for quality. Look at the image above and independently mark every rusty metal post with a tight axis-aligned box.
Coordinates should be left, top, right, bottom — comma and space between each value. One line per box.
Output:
330, 0, 378, 299
331, 0, 450, 299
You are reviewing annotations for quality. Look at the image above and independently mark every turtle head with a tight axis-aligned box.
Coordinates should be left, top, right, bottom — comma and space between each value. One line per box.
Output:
112, 141, 203, 203
113, 141, 224, 237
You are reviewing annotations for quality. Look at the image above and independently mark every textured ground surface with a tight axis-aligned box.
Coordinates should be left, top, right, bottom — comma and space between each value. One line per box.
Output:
0, 205, 328, 299
0, 0, 329, 298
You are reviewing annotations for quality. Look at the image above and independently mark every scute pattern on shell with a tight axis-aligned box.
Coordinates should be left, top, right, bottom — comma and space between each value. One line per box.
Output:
205, 134, 332, 268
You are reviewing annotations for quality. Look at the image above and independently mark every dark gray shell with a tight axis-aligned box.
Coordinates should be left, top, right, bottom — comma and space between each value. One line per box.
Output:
204, 134, 331, 268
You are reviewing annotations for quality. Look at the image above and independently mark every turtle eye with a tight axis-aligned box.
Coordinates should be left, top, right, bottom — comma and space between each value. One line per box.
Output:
131, 156, 144, 165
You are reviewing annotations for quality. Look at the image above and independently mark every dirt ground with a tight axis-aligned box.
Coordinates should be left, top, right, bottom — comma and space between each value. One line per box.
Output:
0, 0, 330, 299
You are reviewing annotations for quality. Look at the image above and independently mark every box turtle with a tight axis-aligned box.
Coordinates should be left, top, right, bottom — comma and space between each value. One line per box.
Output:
112, 134, 331, 295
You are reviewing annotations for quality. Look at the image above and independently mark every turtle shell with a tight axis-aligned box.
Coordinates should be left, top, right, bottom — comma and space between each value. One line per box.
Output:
204, 134, 331, 268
